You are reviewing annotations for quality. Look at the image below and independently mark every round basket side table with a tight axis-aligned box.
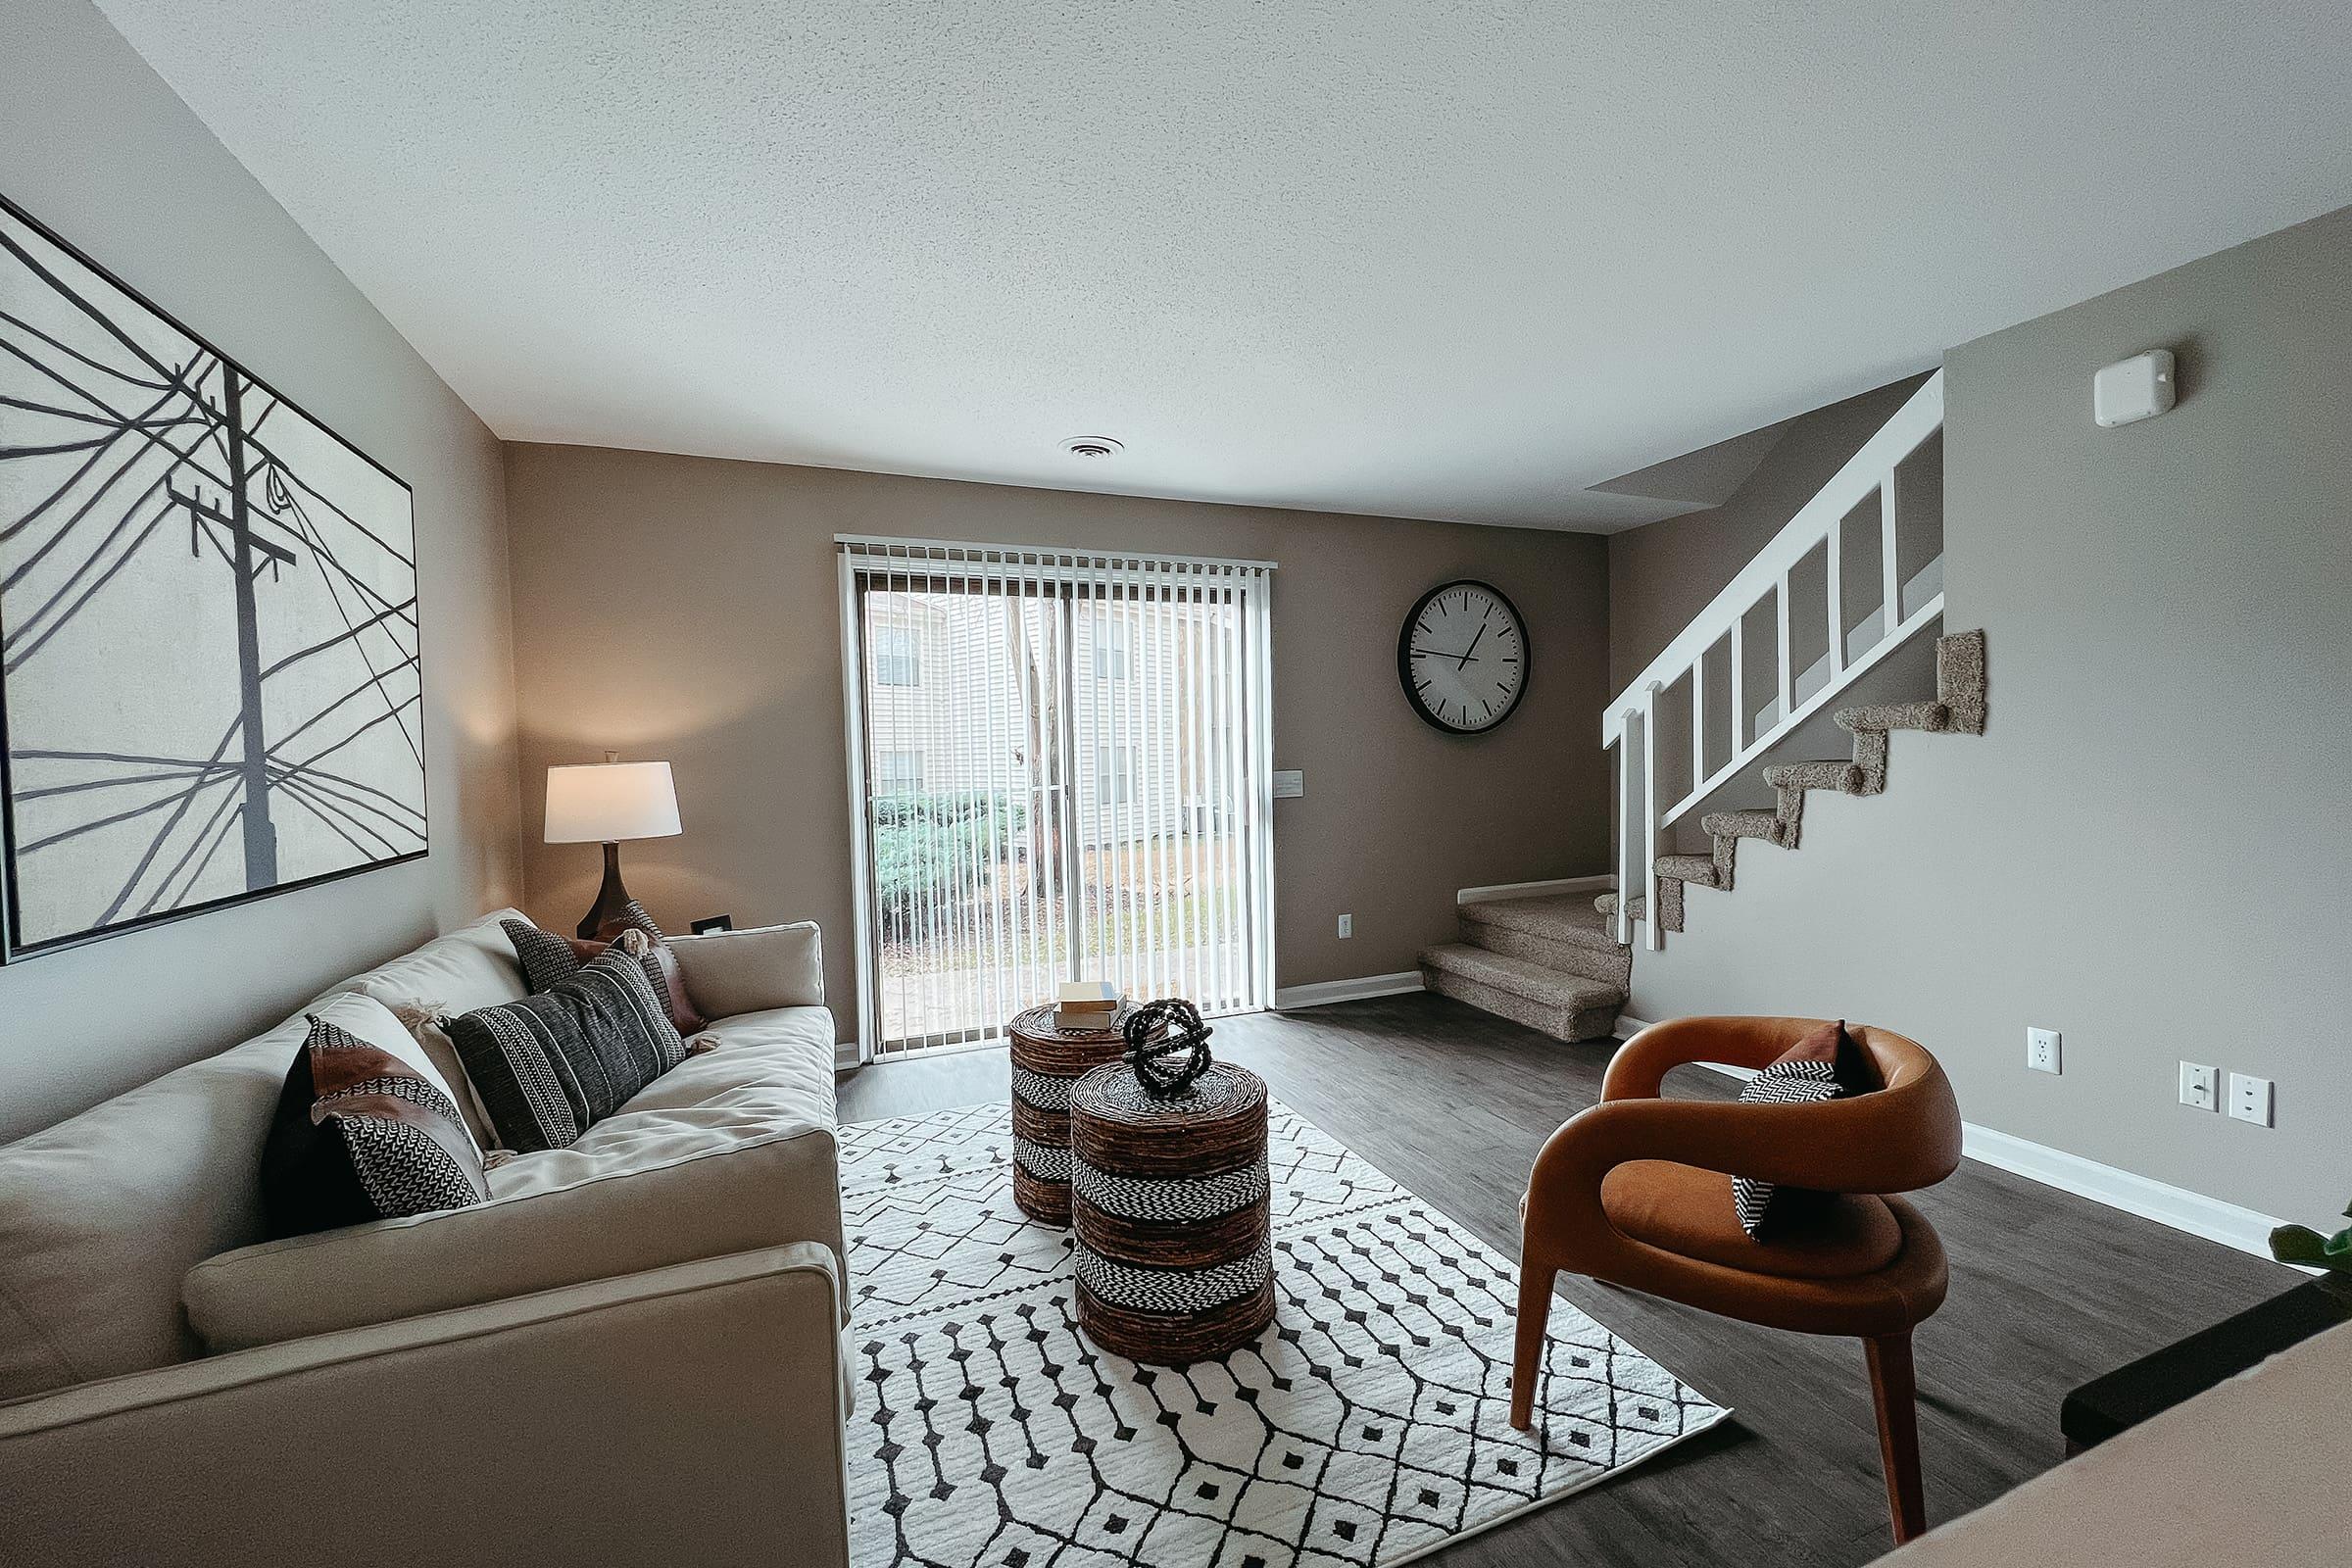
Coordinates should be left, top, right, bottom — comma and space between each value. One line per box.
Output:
1068, 1060, 1274, 1364
1006, 1004, 1135, 1224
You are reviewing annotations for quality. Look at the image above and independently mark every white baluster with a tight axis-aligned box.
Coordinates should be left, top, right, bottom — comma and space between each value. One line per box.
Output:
1642, 683, 1661, 953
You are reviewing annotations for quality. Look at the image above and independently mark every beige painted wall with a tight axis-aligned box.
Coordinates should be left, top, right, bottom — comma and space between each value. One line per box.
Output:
1615, 207, 2352, 1226
0, 0, 522, 1142
503, 448, 1612, 1026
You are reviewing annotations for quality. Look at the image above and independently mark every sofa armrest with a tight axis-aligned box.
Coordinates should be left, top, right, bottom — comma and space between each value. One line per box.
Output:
668, 921, 823, 1015
185, 1119, 846, 1352
1, 1245, 851, 1568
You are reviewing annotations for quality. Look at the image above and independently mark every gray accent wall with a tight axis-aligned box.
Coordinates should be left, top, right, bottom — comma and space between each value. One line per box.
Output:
501, 447, 1613, 1025
0, 0, 522, 1142
1615, 207, 2352, 1226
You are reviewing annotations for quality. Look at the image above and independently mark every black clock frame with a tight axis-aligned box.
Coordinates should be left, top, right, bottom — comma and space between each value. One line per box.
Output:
1396, 578, 1530, 735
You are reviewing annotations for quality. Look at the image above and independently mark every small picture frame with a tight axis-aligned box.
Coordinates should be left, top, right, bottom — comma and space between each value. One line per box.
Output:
690, 914, 735, 935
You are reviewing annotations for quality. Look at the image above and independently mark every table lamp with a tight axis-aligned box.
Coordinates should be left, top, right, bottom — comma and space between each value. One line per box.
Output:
544, 753, 681, 939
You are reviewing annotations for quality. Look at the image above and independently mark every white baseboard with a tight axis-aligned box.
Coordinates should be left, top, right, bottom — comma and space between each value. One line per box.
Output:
1631, 1024, 2284, 1260
1273, 971, 1425, 1010
1458, 873, 1616, 906
1959, 1123, 2283, 1259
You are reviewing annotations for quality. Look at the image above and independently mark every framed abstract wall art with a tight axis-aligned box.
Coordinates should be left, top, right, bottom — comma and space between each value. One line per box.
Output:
0, 192, 424, 958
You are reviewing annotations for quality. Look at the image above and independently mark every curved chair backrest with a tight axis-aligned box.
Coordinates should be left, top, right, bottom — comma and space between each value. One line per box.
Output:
1845, 1023, 1964, 1194
1603, 1015, 1963, 1196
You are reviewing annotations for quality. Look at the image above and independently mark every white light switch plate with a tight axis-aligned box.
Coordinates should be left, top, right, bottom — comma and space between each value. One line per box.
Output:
2228, 1072, 2274, 1127
1337, 913, 1352, 939
1271, 769, 1303, 799
2179, 1061, 2218, 1111
2026, 1027, 2062, 1074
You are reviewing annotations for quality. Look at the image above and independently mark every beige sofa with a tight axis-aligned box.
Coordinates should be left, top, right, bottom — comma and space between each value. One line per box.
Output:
0, 909, 854, 1568
1879, 1317, 2349, 1566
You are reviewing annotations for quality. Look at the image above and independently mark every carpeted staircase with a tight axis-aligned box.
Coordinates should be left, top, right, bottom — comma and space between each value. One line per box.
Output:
1417, 893, 1633, 1042
1596, 628, 1986, 935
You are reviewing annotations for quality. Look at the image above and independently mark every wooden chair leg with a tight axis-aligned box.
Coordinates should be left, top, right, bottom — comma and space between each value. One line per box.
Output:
1865, 1331, 1928, 1544
1509, 1258, 1557, 1431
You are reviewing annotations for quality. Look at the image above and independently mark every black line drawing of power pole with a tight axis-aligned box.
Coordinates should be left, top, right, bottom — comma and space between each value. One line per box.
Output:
165, 370, 298, 893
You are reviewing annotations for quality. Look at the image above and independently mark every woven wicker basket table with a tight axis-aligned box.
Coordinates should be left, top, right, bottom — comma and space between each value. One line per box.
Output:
1068, 1060, 1274, 1364
1007, 1004, 1137, 1224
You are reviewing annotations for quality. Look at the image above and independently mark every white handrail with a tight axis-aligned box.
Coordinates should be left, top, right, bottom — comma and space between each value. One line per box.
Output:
1600, 370, 1943, 746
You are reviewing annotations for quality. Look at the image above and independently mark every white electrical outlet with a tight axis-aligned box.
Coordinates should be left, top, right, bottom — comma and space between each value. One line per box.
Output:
2228, 1072, 2274, 1127
2026, 1027, 2062, 1075
2179, 1061, 2218, 1111
1337, 913, 1352, 939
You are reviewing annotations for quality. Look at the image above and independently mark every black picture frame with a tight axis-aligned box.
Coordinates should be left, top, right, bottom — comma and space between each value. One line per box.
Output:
0, 189, 426, 961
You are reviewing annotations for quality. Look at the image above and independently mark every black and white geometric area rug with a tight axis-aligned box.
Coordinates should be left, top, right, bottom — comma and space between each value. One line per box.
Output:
840, 1102, 1729, 1567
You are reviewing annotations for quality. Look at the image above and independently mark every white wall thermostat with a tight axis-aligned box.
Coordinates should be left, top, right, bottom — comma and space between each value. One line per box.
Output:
2093, 349, 2176, 428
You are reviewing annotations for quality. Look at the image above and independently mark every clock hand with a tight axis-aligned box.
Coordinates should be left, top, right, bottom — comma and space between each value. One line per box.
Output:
1451, 622, 1488, 667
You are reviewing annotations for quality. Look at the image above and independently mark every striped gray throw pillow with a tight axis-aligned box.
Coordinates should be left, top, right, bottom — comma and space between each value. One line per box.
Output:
448, 939, 689, 1152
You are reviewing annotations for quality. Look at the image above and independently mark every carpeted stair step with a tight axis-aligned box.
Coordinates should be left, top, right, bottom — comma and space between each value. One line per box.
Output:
1701, 808, 1784, 844
1835, 700, 1951, 734
1762, 759, 1866, 795
1653, 853, 1721, 890
1594, 884, 1682, 933
1417, 943, 1624, 1043
1938, 628, 1989, 734
1458, 896, 1633, 989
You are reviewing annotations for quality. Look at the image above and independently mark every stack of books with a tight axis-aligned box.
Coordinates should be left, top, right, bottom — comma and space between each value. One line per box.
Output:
1054, 979, 1125, 1032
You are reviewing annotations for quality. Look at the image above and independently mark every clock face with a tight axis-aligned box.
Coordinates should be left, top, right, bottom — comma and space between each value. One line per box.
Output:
1396, 580, 1529, 734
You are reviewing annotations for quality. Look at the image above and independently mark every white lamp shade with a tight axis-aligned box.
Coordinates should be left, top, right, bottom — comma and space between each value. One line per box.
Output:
544, 760, 681, 844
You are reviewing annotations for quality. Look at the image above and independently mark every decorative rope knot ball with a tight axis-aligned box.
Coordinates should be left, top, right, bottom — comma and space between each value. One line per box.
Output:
1121, 998, 1214, 1097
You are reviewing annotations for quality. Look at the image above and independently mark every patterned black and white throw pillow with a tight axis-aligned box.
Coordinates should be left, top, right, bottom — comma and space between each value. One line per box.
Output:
501, 915, 704, 1035
502, 917, 585, 995
1731, 1058, 1845, 1238
262, 1015, 491, 1240
448, 940, 689, 1153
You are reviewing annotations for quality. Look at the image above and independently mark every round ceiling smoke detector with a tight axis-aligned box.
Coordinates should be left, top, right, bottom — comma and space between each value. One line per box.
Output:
1059, 435, 1124, 460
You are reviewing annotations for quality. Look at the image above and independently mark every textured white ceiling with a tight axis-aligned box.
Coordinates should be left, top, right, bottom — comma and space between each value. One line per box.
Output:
93, 1, 2352, 530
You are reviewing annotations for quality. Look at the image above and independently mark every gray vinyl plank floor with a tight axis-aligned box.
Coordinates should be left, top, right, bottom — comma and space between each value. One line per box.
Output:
836, 991, 2294, 1567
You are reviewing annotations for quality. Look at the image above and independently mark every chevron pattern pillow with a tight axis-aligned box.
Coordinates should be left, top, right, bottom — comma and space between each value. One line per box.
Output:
1732, 1018, 1880, 1238
449, 939, 689, 1152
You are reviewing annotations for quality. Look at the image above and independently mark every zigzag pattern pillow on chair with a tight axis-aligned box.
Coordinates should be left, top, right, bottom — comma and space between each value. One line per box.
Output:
1732, 1018, 1879, 1238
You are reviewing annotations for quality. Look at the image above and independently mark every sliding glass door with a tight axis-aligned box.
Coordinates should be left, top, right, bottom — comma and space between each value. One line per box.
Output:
838, 538, 1275, 1060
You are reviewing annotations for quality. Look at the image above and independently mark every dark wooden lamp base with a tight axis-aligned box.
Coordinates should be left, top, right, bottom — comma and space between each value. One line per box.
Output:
576, 841, 636, 940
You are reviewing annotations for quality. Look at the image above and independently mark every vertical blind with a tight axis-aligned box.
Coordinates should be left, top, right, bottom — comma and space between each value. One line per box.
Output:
836, 535, 1276, 1060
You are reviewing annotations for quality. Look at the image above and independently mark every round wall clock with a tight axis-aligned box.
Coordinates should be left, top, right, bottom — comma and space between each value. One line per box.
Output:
1396, 579, 1529, 734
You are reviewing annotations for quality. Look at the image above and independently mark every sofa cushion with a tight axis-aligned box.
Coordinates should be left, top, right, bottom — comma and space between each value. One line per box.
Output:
185, 1100, 842, 1353
337, 907, 533, 1019
0, 991, 390, 1400
611, 1004, 838, 1119
666, 922, 824, 1019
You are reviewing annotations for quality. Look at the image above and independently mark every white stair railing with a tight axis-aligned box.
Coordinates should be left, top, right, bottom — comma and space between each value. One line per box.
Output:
1601, 371, 1946, 949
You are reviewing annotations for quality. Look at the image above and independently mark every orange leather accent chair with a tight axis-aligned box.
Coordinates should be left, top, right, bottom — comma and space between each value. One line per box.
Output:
1512, 1016, 1963, 1544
